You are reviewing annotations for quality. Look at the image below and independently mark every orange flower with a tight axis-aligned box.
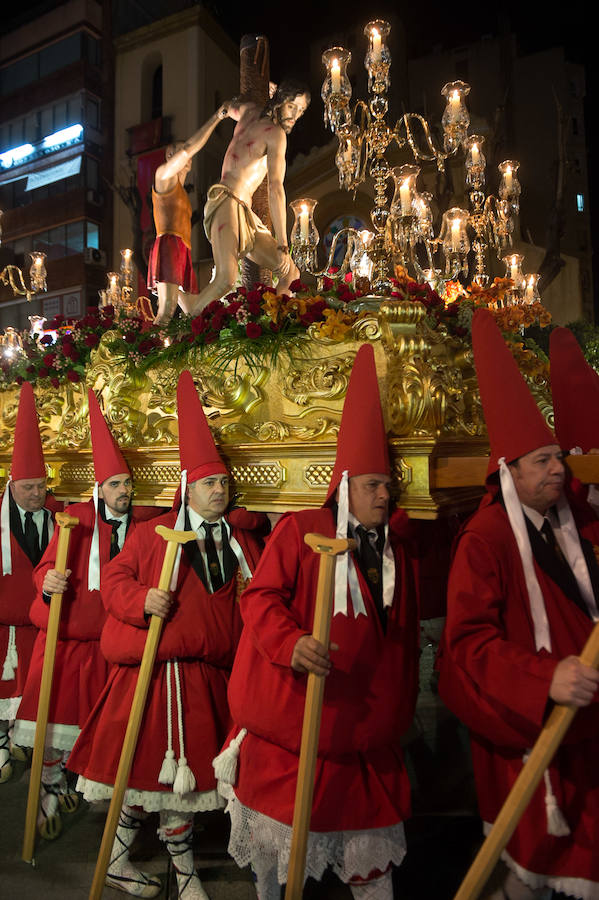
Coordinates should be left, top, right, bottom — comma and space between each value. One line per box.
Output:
314, 308, 354, 340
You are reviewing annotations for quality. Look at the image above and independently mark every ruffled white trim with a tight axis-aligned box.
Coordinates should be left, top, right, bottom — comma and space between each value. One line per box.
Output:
483, 822, 599, 900
76, 776, 224, 813
0, 695, 21, 720
226, 792, 406, 886
12, 718, 80, 752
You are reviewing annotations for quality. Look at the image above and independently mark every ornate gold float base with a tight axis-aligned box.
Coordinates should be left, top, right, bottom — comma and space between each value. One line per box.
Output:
0, 300, 540, 517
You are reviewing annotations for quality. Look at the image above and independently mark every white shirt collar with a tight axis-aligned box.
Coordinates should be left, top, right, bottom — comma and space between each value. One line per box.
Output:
521, 504, 558, 532
187, 507, 223, 534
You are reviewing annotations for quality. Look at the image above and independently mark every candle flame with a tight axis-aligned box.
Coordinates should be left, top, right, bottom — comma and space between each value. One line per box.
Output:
451, 91, 459, 102
371, 27, 380, 39
506, 165, 512, 175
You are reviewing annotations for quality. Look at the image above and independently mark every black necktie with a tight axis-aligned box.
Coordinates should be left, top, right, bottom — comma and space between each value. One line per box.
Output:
24, 511, 40, 565
202, 522, 224, 591
106, 519, 122, 560
541, 519, 563, 561
355, 525, 386, 628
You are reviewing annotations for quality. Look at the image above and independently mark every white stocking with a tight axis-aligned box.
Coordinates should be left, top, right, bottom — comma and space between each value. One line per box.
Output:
349, 870, 393, 900
106, 805, 161, 898
159, 810, 208, 900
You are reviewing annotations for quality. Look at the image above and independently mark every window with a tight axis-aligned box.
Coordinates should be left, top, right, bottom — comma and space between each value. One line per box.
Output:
151, 66, 163, 120
86, 97, 100, 129
86, 222, 99, 249
66, 221, 84, 254
577, 193, 585, 212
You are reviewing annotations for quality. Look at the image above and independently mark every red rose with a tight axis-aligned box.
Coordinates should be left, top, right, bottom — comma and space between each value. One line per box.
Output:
15, 376, 24, 385
101, 305, 115, 317
67, 370, 80, 383
247, 300, 261, 317
246, 289, 263, 306
289, 279, 306, 293
26, 365, 35, 374
246, 322, 262, 338
269, 322, 280, 333
40, 335, 53, 346
322, 276, 335, 291
50, 377, 60, 388
43, 352, 56, 367
327, 266, 339, 274
84, 333, 100, 347
226, 301, 242, 316
138, 340, 154, 355
191, 316, 208, 336
124, 331, 137, 343
210, 312, 226, 332
38, 366, 49, 378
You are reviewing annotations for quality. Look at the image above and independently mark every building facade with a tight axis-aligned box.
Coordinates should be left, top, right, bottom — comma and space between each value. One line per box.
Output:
0, 0, 113, 329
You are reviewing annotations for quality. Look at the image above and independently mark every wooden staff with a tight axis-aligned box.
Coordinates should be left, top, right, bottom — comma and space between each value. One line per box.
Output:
22, 511, 79, 865
454, 620, 599, 900
285, 533, 356, 900
89, 524, 195, 900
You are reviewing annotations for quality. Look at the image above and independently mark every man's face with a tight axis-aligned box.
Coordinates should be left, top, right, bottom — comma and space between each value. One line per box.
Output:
10, 477, 47, 512
276, 93, 309, 134
187, 474, 229, 522
509, 444, 565, 514
99, 473, 132, 517
346, 473, 391, 531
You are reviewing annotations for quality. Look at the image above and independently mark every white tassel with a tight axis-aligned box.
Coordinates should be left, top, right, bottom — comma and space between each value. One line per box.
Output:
1, 626, 17, 681
158, 748, 177, 786
173, 756, 196, 795
158, 661, 176, 784
212, 728, 247, 785
543, 768, 571, 836
171, 660, 196, 795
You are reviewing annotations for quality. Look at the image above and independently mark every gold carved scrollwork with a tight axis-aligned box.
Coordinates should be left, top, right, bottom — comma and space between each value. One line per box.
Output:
217, 415, 340, 444
0, 391, 18, 450
351, 315, 381, 342
379, 300, 483, 438
283, 353, 356, 407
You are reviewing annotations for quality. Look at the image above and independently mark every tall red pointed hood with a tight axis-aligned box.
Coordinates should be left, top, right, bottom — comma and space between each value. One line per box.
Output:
88, 389, 130, 484
550, 326, 599, 453
472, 308, 555, 478
176, 370, 227, 483
10, 382, 46, 480
325, 343, 389, 503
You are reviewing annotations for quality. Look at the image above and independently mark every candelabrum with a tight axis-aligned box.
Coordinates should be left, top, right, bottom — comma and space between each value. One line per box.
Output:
313, 19, 530, 299
0, 326, 24, 363
97, 249, 154, 321
0, 251, 47, 302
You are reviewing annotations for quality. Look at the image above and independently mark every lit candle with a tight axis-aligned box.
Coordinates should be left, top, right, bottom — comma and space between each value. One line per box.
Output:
371, 28, 382, 62
300, 204, 309, 242
331, 59, 341, 93
509, 256, 518, 284
451, 218, 461, 251
505, 164, 513, 193
400, 180, 412, 216
471, 143, 479, 165
449, 90, 460, 117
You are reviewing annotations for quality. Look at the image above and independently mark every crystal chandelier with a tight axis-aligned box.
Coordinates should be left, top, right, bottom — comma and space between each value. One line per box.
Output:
290, 19, 539, 304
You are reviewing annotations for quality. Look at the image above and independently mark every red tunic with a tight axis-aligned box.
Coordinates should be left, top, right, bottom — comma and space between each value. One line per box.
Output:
438, 497, 599, 894
227, 507, 420, 832
68, 509, 265, 800
0, 492, 62, 719
13, 500, 163, 750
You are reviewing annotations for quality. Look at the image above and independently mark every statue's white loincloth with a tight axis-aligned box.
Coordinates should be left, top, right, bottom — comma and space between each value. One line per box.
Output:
204, 184, 272, 258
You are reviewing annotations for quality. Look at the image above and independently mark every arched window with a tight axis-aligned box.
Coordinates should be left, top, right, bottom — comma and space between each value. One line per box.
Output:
151, 65, 162, 120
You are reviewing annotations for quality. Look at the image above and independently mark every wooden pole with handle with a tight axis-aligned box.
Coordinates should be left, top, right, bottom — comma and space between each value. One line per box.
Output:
88, 524, 195, 900
284, 533, 356, 900
453, 620, 599, 900
22, 511, 79, 865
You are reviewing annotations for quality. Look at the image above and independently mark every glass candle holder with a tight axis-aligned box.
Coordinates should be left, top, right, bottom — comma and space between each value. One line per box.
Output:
523, 273, 540, 305
464, 134, 486, 189
413, 191, 434, 240
498, 160, 521, 215
350, 230, 374, 281
106, 271, 121, 306
336, 125, 360, 190
29, 251, 47, 293
120, 248, 134, 287
441, 81, 470, 153
1, 326, 24, 361
322, 47, 352, 133
290, 198, 319, 272
364, 20, 391, 94
441, 207, 470, 275
503, 253, 526, 294
390, 164, 420, 218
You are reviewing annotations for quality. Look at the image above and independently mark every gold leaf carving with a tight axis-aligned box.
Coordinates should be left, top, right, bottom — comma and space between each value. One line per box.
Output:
282, 353, 356, 406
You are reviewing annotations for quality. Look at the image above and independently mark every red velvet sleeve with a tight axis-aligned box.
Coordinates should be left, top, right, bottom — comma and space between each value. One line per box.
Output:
100, 524, 155, 628
239, 515, 310, 668
441, 530, 557, 745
